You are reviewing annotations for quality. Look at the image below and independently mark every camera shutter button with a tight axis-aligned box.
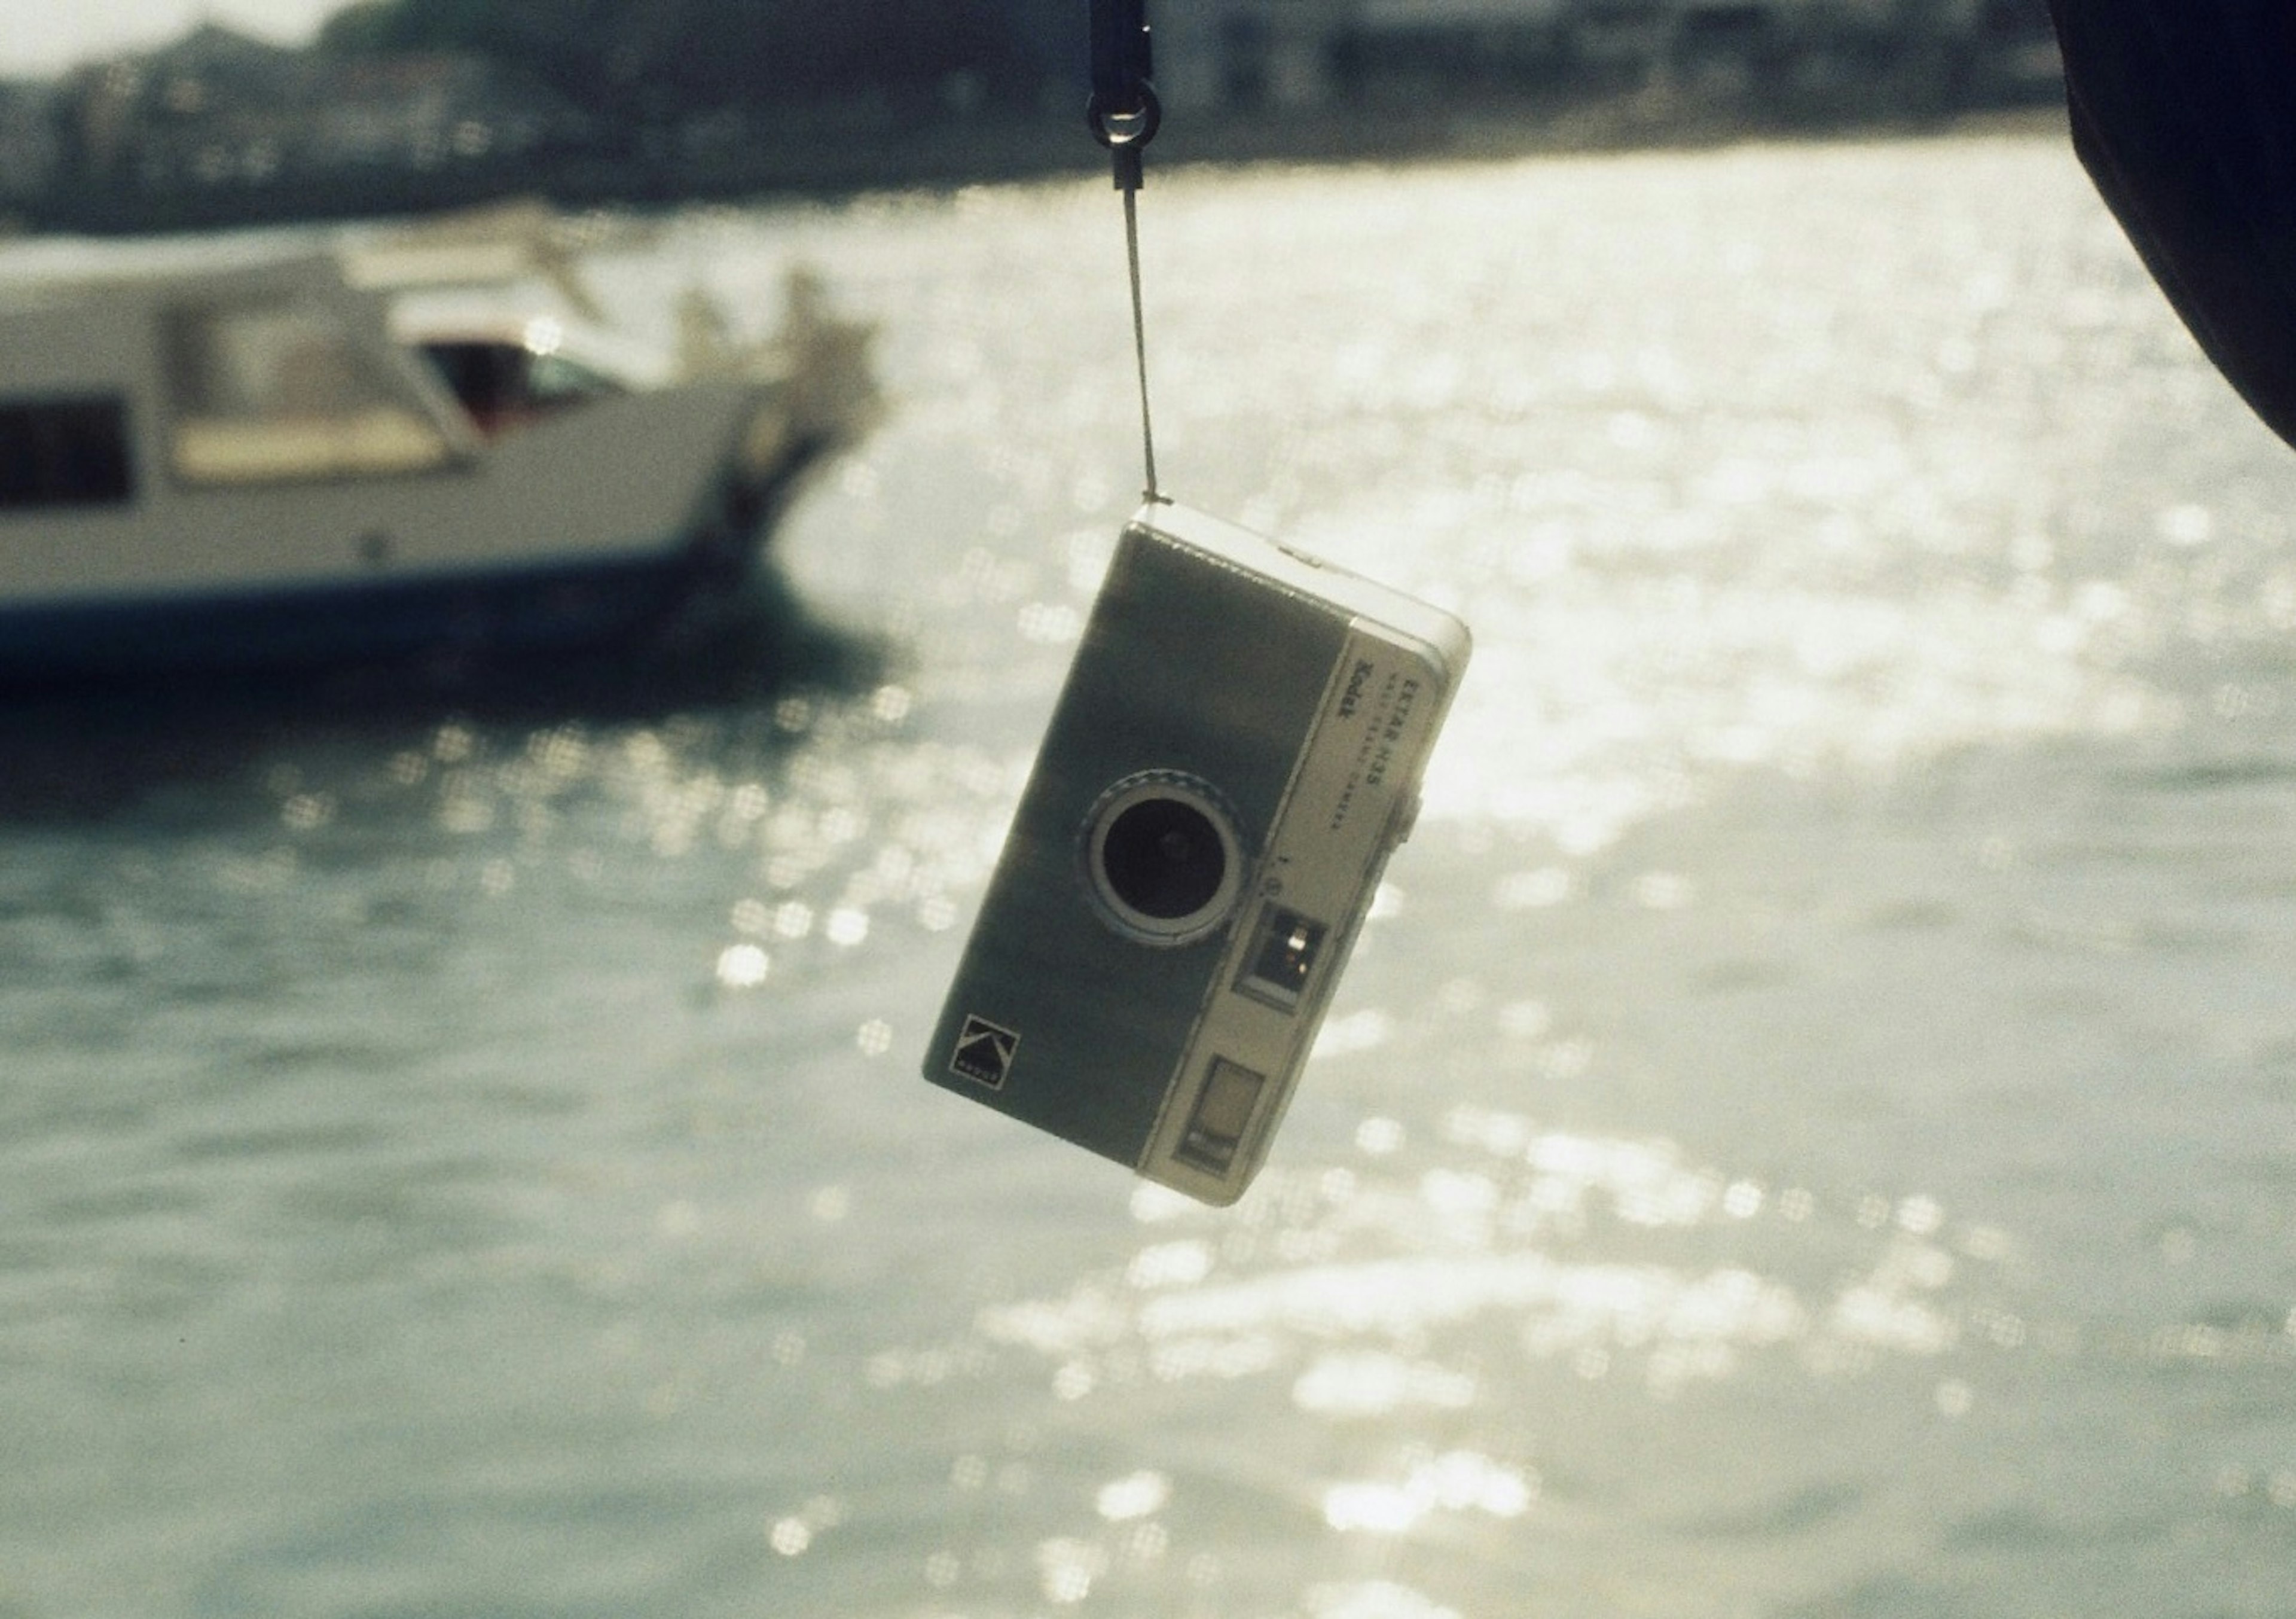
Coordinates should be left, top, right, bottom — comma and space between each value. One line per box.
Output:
1388, 788, 1423, 848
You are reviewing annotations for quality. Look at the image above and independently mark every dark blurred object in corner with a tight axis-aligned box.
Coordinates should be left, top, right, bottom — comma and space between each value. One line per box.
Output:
2051, 1, 2296, 450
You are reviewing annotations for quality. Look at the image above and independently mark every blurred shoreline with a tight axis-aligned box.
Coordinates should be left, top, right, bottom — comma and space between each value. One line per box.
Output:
9, 79, 2068, 237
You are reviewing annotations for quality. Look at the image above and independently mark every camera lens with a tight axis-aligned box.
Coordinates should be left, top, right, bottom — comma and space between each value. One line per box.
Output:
1082, 772, 1245, 946
1100, 797, 1226, 920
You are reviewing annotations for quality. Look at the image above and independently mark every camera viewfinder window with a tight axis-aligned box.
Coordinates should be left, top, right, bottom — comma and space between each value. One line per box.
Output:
1238, 904, 1328, 1012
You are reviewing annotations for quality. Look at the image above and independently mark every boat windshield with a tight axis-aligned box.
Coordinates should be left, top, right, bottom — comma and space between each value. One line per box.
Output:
163, 294, 454, 486
416, 338, 624, 440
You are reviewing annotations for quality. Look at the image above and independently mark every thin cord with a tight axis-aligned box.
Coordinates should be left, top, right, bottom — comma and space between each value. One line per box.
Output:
1123, 184, 1161, 503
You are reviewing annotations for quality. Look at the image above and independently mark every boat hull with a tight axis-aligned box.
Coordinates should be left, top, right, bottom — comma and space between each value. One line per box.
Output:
0, 246, 876, 684
0, 544, 730, 681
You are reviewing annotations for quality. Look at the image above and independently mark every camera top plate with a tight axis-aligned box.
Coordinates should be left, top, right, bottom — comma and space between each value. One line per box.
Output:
1132, 503, 1470, 685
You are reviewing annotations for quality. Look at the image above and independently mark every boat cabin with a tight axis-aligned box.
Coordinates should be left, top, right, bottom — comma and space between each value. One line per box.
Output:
1, 254, 483, 511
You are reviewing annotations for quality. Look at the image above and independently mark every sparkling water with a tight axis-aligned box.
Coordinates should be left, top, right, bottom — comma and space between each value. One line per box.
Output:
8, 128, 2296, 1618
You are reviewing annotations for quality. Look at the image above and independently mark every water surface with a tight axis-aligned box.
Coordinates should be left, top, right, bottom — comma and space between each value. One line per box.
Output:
8, 130, 2296, 1618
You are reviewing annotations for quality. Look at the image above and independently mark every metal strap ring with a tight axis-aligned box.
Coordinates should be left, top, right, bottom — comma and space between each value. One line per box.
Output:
1087, 84, 1162, 150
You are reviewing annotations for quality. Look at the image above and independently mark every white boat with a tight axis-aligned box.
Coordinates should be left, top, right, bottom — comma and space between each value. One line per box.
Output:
0, 231, 874, 676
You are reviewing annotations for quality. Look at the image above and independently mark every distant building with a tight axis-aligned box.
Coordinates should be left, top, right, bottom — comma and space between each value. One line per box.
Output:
57, 23, 594, 201
1336, 0, 1577, 93
1146, 0, 2054, 111
1152, 0, 1356, 111
0, 81, 62, 206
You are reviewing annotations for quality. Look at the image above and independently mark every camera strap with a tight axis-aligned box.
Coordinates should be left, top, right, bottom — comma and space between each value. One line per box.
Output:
1088, 0, 1164, 504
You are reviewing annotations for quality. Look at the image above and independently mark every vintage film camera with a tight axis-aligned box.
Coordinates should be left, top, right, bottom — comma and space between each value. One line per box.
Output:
924, 502, 1471, 1205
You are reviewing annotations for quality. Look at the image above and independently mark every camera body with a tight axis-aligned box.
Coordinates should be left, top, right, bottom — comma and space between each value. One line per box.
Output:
924, 502, 1470, 1205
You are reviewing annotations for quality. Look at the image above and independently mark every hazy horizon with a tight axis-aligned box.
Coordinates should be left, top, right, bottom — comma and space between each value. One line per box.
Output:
1, 0, 334, 78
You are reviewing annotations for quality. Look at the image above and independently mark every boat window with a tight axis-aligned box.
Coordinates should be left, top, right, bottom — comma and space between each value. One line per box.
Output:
0, 397, 136, 510
163, 297, 453, 486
